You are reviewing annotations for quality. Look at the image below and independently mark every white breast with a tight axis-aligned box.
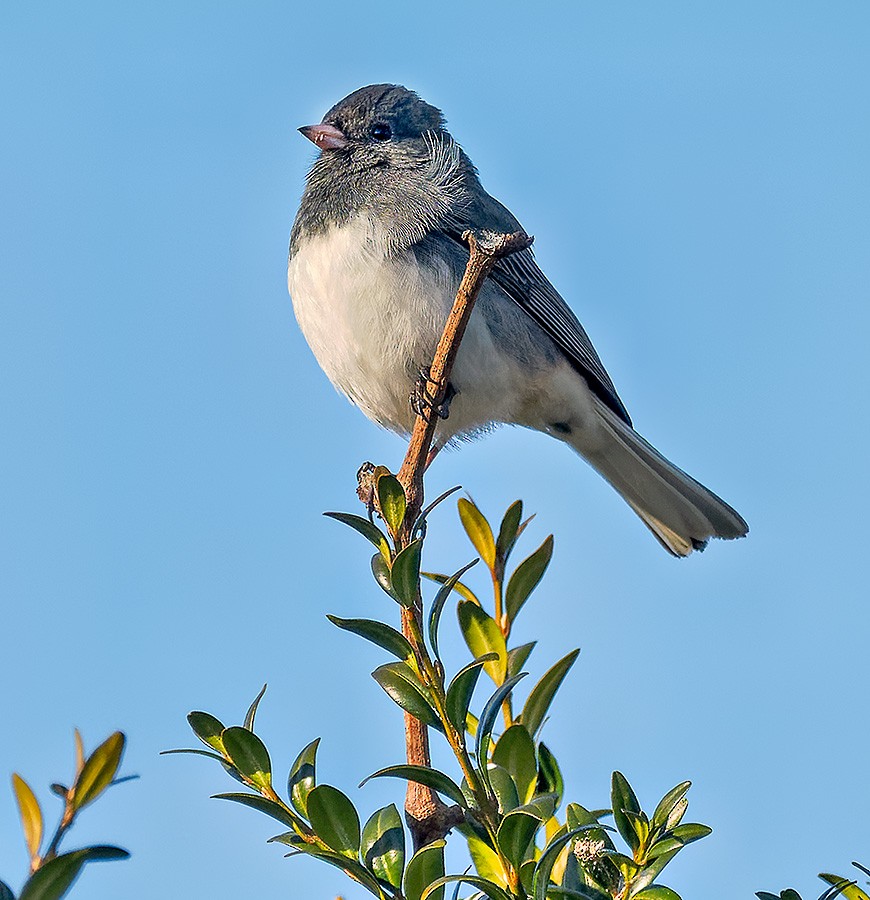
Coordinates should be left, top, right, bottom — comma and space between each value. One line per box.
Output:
288, 216, 457, 434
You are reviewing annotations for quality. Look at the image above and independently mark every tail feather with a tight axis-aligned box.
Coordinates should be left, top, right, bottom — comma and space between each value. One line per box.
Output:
576, 399, 748, 557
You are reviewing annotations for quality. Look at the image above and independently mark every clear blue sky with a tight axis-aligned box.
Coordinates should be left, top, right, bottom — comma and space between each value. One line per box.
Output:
1, 3, 868, 898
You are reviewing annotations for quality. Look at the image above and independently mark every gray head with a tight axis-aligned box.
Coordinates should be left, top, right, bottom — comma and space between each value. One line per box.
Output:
299, 84, 446, 166
293, 84, 476, 252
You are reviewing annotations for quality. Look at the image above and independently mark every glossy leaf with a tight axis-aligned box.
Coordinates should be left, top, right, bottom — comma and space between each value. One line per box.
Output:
484, 764, 520, 813
537, 742, 564, 805
422, 875, 511, 900
422, 571, 479, 604
160, 747, 225, 762
496, 500, 524, 564
445, 655, 496, 732
819, 875, 869, 900
0, 880, 13, 900
404, 840, 446, 900
372, 662, 442, 731
187, 711, 226, 753
633, 888, 682, 900
507, 641, 536, 677
288, 738, 319, 818
547, 887, 612, 900
457, 498, 496, 568
212, 792, 302, 829
611, 771, 642, 854
274, 838, 386, 898
323, 511, 390, 559
327, 615, 413, 662
428, 559, 478, 664
221, 726, 272, 792
243, 684, 267, 732
476, 674, 527, 788
19, 846, 129, 900
391, 540, 423, 607
72, 732, 125, 812
468, 833, 509, 888
362, 804, 405, 890
307, 784, 361, 857
650, 782, 690, 833
371, 553, 395, 598
648, 823, 712, 859
504, 535, 553, 624
492, 724, 537, 804
361, 765, 467, 808
377, 474, 407, 535
520, 649, 579, 737
497, 811, 540, 869
457, 601, 507, 685
12, 774, 43, 860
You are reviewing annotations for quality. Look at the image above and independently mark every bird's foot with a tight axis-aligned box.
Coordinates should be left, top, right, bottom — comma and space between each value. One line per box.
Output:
410, 367, 456, 422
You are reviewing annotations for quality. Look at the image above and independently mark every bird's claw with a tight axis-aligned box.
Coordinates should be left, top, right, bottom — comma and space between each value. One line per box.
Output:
410, 367, 456, 422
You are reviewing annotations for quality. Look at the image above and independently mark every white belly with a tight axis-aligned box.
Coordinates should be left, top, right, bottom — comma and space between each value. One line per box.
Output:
287, 215, 583, 442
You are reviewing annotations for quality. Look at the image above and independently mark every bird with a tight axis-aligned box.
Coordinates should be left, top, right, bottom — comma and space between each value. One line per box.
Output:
287, 84, 748, 556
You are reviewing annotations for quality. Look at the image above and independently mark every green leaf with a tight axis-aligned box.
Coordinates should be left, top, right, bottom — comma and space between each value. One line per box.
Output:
372, 552, 395, 598
457, 498, 496, 569
537, 742, 564, 805
457, 601, 507, 685
611, 771, 642, 854
212, 792, 303, 829
422, 875, 511, 900
632, 888, 682, 900
484, 763, 520, 813
12, 773, 43, 860
0, 879, 14, 900
221, 726, 272, 792
468, 833, 509, 887
306, 784, 361, 857
518, 792, 559, 822
71, 732, 125, 812
819, 875, 869, 900
404, 840, 446, 900
378, 474, 407, 534
445, 655, 496, 732
650, 782, 690, 833
497, 810, 540, 869
19, 846, 129, 900
507, 641, 536, 677
274, 839, 387, 898
520, 649, 579, 737
328, 615, 414, 662
476, 674, 527, 788
496, 500, 524, 564
428, 559, 478, 664
362, 804, 405, 890
391, 539, 423, 607
648, 823, 712, 859
287, 738, 319, 818
422, 571, 479, 604
244, 684, 267, 732
492, 724, 537, 804
504, 535, 553, 624
361, 765, 467, 808
548, 887, 612, 900
372, 662, 442, 731
323, 511, 390, 560
187, 711, 226, 753
160, 747, 226, 763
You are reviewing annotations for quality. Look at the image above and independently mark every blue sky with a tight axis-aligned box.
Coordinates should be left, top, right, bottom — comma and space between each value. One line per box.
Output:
1, 2, 868, 898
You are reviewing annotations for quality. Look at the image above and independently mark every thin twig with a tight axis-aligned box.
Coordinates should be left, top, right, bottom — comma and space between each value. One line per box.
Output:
393, 228, 532, 849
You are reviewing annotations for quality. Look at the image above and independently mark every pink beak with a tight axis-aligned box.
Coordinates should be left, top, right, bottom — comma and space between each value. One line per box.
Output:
298, 123, 348, 150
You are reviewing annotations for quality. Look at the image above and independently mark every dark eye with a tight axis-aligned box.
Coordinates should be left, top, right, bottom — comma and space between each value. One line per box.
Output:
371, 122, 392, 141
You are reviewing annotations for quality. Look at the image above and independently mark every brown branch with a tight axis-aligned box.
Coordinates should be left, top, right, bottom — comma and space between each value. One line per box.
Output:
392, 228, 532, 849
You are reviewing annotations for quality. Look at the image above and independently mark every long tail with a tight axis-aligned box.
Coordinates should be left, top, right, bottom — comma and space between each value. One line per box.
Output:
574, 398, 748, 556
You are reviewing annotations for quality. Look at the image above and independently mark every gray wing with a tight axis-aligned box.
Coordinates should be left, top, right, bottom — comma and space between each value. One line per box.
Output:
441, 188, 632, 426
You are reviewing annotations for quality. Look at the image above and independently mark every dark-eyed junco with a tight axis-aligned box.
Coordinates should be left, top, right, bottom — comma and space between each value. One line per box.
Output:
288, 84, 747, 556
